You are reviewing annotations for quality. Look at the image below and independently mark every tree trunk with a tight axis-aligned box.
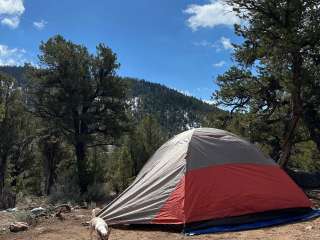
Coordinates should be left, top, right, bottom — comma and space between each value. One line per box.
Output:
0, 156, 6, 195
0, 165, 4, 193
278, 52, 303, 168
73, 108, 90, 195
308, 125, 320, 152
43, 145, 55, 195
278, 114, 300, 167
75, 141, 89, 194
0, 154, 16, 210
270, 136, 281, 161
10, 164, 19, 189
44, 164, 54, 195
41, 136, 62, 195
303, 105, 320, 152
0, 189, 16, 210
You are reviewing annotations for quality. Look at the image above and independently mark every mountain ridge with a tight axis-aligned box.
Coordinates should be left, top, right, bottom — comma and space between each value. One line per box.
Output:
0, 66, 220, 134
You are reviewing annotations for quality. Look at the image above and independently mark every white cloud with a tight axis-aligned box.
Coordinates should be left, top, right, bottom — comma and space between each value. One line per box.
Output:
0, 44, 27, 66
193, 40, 213, 47
220, 37, 233, 50
0, 0, 25, 29
1, 16, 19, 28
193, 37, 234, 52
213, 60, 226, 67
184, 0, 240, 31
196, 87, 211, 92
33, 19, 47, 30
0, 0, 24, 15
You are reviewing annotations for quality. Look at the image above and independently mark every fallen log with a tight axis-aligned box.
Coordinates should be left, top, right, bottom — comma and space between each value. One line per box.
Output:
55, 208, 65, 221
9, 222, 29, 232
54, 204, 71, 213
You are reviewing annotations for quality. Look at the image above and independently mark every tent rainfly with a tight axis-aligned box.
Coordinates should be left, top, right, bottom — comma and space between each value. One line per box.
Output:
98, 128, 316, 233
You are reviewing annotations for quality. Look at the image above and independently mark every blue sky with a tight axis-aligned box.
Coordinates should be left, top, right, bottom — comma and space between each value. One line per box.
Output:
0, 0, 242, 101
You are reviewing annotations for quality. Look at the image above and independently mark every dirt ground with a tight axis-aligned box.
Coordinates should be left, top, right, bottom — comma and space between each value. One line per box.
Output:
0, 207, 319, 240
0, 192, 319, 240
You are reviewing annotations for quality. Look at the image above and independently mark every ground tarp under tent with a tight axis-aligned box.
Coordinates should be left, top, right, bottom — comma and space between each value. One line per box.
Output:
98, 128, 319, 233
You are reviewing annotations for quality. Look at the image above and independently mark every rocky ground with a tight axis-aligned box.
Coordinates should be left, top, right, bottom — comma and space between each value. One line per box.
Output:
0, 191, 319, 240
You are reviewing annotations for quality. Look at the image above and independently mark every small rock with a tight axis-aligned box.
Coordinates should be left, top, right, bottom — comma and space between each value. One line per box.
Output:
31, 207, 46, 215
75, 214, 86, 220
305, 226, 313, 230
9, 222, 29, 232
72, 205, 80, 210
6, 207, 18, 212
81, 221, 90, 226
35, 227, 45, 233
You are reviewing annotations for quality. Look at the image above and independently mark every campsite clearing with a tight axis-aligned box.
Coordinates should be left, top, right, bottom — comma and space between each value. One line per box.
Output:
0, 208, 319, 240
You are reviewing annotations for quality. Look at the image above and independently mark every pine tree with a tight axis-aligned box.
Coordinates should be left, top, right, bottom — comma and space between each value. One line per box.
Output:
215, 0, 320, 167
28, 35, 129, 193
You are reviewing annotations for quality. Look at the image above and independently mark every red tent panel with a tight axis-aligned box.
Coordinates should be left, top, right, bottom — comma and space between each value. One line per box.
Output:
153, 163, 312, 224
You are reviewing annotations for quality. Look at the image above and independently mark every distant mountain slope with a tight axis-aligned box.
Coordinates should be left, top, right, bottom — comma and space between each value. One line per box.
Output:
0, 66, 220, 135
0, 66, 28, 86
125, 78, 219, 134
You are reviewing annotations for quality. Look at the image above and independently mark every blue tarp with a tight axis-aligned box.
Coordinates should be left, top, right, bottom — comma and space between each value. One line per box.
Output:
184, 209, 320, 236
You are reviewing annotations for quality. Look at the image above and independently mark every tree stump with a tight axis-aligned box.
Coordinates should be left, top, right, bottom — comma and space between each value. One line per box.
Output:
0, 189, 16, 210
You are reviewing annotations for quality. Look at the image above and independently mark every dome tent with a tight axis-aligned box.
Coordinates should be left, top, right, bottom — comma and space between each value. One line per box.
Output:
98, 128, 316, 233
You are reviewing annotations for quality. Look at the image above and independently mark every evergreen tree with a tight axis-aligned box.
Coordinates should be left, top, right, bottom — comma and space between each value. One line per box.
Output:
108, 145, 134, 194
28, 35, 129, 194
0, 72, 33, 208
0, 72, 19, 203
39, 129, 65, 195
214, 0, 320, 167
129, 115, 167, 175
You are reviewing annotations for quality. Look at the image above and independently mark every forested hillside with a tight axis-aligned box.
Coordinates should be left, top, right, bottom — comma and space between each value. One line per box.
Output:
0, 66, 219, 135
0, 66, 28, 86
126, 78, 221, 134
0, 53, 222, 208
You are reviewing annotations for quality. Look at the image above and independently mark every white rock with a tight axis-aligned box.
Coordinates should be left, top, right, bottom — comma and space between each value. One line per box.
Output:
305, 226, 313, 230
31, 207, 46, 214
75, 215, 86, 220
6, 207, 18, 212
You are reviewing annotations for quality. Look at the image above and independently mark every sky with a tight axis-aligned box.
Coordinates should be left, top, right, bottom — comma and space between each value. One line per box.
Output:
0, 0, 242, 102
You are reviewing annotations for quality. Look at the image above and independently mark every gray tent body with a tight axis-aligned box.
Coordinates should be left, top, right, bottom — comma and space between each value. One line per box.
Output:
98, 128, 311, 225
